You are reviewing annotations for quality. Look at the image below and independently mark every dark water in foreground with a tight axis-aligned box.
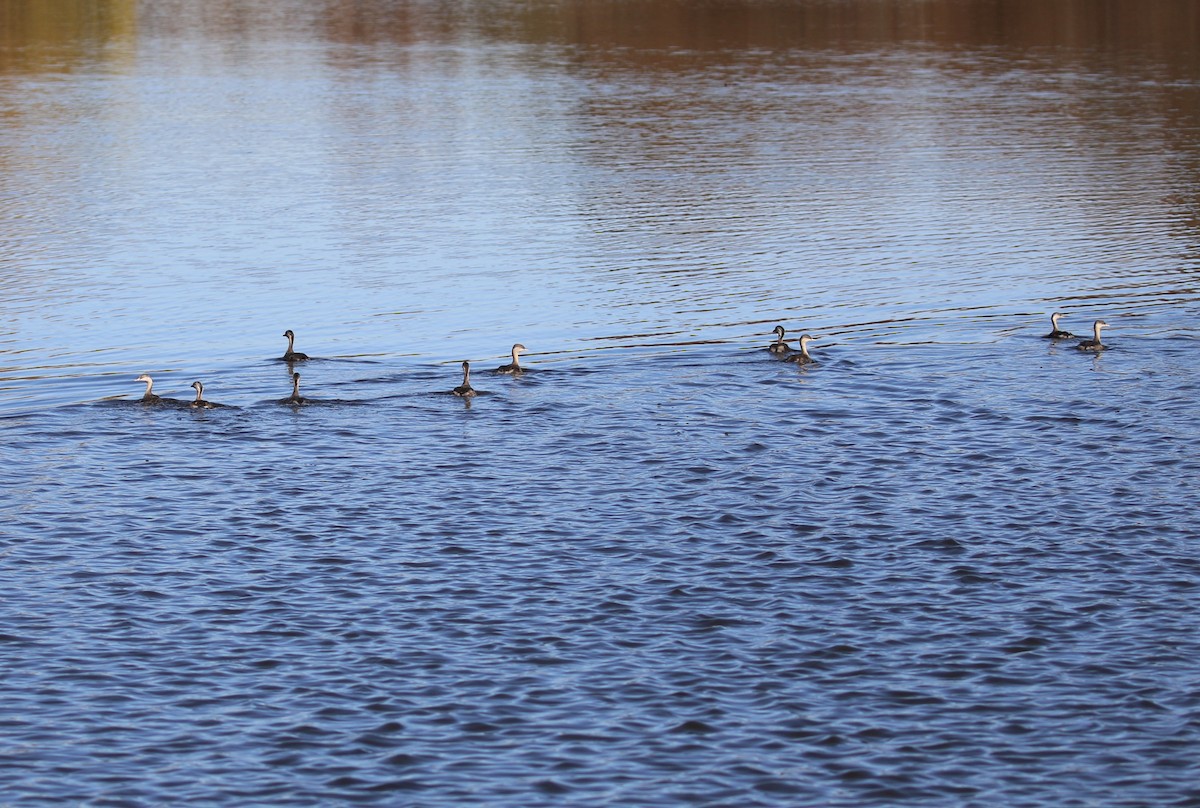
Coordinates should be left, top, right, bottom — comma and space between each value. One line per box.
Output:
5, 338, 1200, 805
3, 1, 1200, 804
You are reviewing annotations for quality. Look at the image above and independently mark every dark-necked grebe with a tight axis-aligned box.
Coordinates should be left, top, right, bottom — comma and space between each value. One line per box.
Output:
281, 330, 310, 362
189, 381, 224, 409
497, 343, 527, 374
1076, 320, 1108, 351
135, 374, 161, 403
1044, 312, 1073, 339
785, 334, 816, 365
280, 372, 305, 404
768, 325, 791, 355
453, 361, 476, 397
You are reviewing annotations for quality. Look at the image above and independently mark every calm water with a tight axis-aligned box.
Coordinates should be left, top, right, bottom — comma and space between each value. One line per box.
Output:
3, 1, 1200, 804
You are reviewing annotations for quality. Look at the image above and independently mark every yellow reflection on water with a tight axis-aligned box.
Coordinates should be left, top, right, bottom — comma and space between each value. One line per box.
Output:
0, 0, 136, 72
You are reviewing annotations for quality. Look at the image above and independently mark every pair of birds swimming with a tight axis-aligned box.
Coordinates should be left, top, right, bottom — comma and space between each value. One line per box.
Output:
134, 375, 225, 408
452, 342, 527, 398
133, 332, 529, 406
1045, 313, 1109, 350
767, 326, 816, 364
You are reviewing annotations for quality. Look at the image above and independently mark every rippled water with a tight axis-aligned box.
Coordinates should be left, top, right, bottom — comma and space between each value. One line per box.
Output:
3, 1, 1200, 804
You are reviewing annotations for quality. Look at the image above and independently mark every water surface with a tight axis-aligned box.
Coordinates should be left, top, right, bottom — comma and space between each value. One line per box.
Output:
2, 1, 1199, 805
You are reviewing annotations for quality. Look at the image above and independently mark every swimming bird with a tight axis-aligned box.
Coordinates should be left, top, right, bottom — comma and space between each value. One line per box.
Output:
1044, 312, 1073, 339
135, 374, 161, 403
496, 343, 527, 374
281, 372, 306, 404
1076, 320, 1108, 351
453, 360, 476, 397
768, 325, 792, 354
281, 330, 310, 362
785, 334, 816, 365
189, 381, 223, 409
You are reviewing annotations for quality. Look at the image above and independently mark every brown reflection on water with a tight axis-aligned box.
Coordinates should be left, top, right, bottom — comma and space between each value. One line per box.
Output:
311, 0, 1200, 69
550, 0, 1200, 63
4, 1, 1195, 77
4, 0, 1194, 66
0, 0, 135, 72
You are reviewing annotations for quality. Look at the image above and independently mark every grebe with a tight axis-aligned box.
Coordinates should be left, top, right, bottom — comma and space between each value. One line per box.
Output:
135, 374, 161, 403
1076, 320, 1108, 351
281, 330, 310, 362
785, 334, 816, 365
768, 325, 792, 355
496, 343, 527, 374
1044, 312, 1073, 339
189, 381, 223, 409
452, 361, 476, 397
281, 372, 306, 404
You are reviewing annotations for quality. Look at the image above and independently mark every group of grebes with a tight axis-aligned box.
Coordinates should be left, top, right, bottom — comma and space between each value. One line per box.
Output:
131, 332, 530, 407
131, 316, 1110, 407
766, 314, 1109, 355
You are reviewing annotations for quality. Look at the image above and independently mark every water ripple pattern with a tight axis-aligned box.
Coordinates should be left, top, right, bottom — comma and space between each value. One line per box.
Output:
2, 1, 1200, 805
4, 341, 1200, 806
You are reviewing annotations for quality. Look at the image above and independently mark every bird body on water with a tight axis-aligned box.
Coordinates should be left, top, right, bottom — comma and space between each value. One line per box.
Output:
453, 361, 476, 397
282, 330, 310, 362
189, 381, 225, 409
497, 344, 527, 374
281, 372, 306, 405
768, 325, 791, 355
785, 334, 816, 365
135, 374, 161, 404
1076, 320, 1108, 351
1045, 312, 1073, 339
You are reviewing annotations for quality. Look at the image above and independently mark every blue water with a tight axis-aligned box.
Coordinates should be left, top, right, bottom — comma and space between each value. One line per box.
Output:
2, 1, 1200, 804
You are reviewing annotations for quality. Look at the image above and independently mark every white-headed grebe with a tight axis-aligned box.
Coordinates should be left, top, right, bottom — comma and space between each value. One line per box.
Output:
785, 334, 816, 365
135, 374, 161, 403
768, 325, 791, 355
189, 381, 224, 409
1045, 312, 1073, 339
1076, 320, 1108, 351
281, 330, 310, 362
496, 344, 527, 374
